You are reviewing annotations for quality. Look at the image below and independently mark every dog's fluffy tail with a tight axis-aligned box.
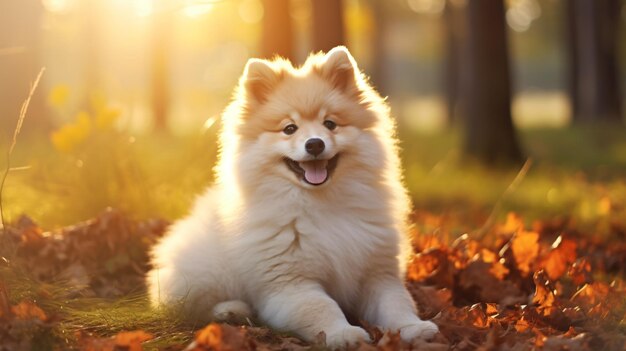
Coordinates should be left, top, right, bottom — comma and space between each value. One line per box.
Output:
212, 300, 253, 324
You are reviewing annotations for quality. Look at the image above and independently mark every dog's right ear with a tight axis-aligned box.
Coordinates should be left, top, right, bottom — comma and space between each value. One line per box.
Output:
242, 59, 282, 104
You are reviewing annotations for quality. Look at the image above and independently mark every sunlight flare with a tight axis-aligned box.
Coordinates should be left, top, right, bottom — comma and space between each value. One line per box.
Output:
407, 0, 445, 15
42, 0, 75, 14
132, 0, 154, 17
183, 0, 214, 18
239, 0, 264, 24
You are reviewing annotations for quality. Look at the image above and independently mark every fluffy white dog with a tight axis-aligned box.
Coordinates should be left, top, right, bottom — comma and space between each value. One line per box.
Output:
147, 46, 438, 348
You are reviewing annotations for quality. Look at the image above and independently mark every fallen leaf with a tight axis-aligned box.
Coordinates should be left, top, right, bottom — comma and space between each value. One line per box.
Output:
407, 248, 455, 288
11, 300, 47, 321
532, 271, 556, 315
114, 330, 154, 351
376, 331, 409, 351
193, 323, 252, 351
568, 258, 592, 286
459, 260, 523, 304
541, 236, 577, 281
509, 231, 540, 277
500, 213, 525, 234
408, 284, 452, 319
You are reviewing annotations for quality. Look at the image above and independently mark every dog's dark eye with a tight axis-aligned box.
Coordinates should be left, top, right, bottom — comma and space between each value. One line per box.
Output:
283, 124, 298, 135
323, 120, 337, 131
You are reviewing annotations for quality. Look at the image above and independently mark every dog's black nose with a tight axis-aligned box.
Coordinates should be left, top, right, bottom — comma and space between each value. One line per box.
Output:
305, 138, 325, 157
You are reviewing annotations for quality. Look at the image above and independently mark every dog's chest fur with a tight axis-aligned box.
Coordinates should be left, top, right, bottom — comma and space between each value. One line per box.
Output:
235, 189, 399, 309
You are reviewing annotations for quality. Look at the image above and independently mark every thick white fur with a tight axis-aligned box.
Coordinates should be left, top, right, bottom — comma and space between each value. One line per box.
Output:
147, 46, 438, 348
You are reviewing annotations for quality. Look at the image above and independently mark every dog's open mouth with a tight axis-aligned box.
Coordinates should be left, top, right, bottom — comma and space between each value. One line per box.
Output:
284, 155, 339, 186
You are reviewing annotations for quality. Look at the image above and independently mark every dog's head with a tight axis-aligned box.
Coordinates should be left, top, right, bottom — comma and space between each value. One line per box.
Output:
223, 46, 390, 190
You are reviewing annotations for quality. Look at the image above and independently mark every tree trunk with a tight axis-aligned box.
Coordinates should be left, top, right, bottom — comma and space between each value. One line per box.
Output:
151, 12, 172, 132
443, 0, 466, 125
368, 0, 387, 95
461, 0, 522, 164
565, 0, 579, 122
568, 0, 622, 123
261, 0, 294, 62
311, 0, 345, 53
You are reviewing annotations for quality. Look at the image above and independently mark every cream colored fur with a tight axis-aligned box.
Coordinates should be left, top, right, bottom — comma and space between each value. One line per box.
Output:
147, 46, 438, 348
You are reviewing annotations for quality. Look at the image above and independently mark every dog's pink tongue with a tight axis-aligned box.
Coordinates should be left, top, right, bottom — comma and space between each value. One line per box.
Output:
300, 160, 328, 184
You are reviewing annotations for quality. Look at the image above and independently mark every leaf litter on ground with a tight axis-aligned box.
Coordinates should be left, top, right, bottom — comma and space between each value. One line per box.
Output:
0, 210, 625, 350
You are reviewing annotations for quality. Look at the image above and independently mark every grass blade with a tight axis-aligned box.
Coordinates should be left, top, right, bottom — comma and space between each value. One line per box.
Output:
0, 67, 45, 229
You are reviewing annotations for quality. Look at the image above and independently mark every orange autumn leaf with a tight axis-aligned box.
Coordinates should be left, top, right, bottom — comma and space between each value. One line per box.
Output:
510, 230, 539, 276
479, 248, 498, 263
467, 304, 490, 328
113, 330, 154, 351
488, 259, 510, 280
541, 236, 577, 281
194, 323, 251, 351
568, 258, 592, 286
407, 250, 445, 282
18, 220, 45, 247
11, 300, 47, 321
500, 212, 525, 233
571, 282, 611, 307
514, 317, 531, 332
532, 271, 556, 316
485, 303, 498, 316
196, 323, 223, 347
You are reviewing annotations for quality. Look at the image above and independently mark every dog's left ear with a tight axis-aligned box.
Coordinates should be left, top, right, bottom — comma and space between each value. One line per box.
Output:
319, 46, 359, 93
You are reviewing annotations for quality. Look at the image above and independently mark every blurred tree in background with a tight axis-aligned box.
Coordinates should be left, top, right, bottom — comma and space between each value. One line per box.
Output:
457, 0, 523, 164
151, 10, 173, 132
1, 0, 625, 161
261, 0, 295, 61
312, 0, 346, 52
0, 0, 47, 132
442, 0, 465, 125
366, 0, 388, 94
566, 0, 623, 123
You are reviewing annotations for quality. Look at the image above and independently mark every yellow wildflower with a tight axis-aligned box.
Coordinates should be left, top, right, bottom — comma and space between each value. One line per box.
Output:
50, 111, 92, 153
48, 84, 70, 109
96, 106, 121, 130
89, 92, 121, 130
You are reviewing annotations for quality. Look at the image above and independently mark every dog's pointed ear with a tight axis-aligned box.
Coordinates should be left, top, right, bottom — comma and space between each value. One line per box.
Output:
319, 46, 359, 93
243, 58, 282, 103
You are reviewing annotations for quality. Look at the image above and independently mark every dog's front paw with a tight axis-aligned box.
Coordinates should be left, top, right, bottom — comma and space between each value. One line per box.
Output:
325, 325, 371, 349
399, 320, 439, 342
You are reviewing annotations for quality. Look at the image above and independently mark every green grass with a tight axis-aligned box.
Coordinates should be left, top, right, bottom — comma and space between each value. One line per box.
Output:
399, 126, 626, 235
0, 266, 193, 350
3, 126, 626, 234
1, 131, 218, 228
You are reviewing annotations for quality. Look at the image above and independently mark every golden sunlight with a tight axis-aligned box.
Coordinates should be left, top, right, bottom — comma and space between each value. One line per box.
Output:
407, 0, 445, 15
183, 0, 215, 18
506, 0, 541, 32
132, 0, 154, 17
42, 0, 75, 14
238, 0, 264, 24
